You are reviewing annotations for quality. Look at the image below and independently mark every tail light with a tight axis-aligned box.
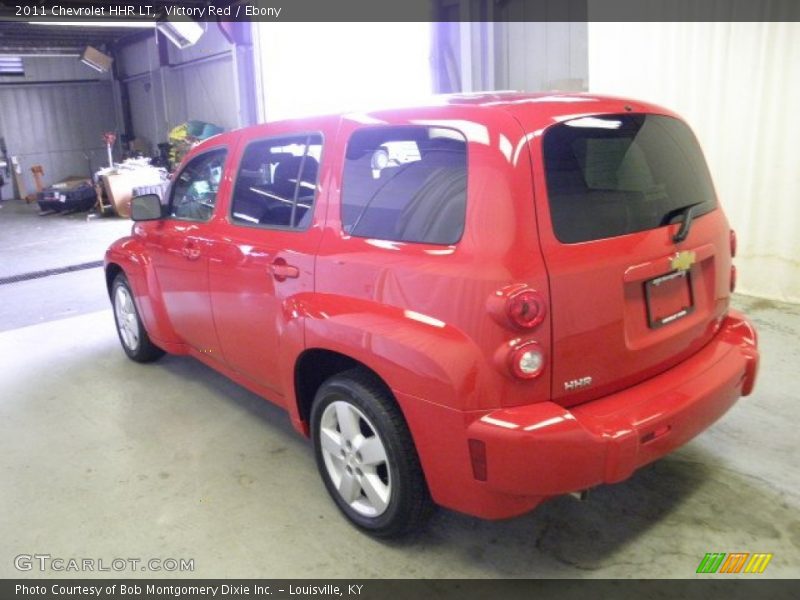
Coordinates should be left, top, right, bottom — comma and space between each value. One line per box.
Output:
730, 229, 737, 258
730, 265, 737, 293
506, 289, 546, 329
509, 341, 545, 379
490, 285, 548, 381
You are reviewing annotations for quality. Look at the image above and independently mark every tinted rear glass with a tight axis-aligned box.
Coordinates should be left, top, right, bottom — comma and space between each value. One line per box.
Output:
341, 126, 467, 245
543, 114, 717, 243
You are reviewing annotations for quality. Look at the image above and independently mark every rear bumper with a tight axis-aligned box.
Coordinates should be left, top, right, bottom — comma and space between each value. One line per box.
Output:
466, 310, 759, 499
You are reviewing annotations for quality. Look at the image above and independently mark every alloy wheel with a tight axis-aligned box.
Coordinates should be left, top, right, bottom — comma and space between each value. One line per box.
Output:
114, 285, 140, 352
318, 400, 392, 517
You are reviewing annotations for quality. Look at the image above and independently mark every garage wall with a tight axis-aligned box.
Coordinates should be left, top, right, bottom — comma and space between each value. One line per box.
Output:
117, 37, 163, 154
0, 56, 117, 198
589, 22, 800, 304
493, 21, 587, 91
116, 27, 245, 155
433, 1, 588, 93
0, 55, 111, 84
163, 56, 239, 129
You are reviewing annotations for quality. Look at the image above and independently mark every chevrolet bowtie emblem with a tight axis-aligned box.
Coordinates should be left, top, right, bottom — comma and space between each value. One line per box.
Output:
671, 250, 696, 272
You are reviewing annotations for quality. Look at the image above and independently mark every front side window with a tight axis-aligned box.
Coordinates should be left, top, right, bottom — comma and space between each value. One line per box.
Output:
341, 126, 467, 245
231, 134, 322, 229
543, 114, 717, 244
169, 149, 227, 221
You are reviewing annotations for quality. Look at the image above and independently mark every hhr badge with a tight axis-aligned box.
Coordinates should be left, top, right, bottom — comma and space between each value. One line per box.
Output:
671, 250, 696, 272
564, 376, 593, 391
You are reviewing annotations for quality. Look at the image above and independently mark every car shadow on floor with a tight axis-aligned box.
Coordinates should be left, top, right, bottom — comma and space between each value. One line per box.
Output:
154, 352, 305, 445
133, 352, 797, 576
408, 446, 794, 575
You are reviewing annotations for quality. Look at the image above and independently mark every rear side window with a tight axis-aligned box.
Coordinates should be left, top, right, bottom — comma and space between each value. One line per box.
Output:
341, 126, 467, 245
543, 114, 717, 244
231, 134, 322, 229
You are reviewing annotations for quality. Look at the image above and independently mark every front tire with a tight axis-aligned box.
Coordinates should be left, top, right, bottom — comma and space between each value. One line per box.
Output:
111, 273, 165, 363
311, 369, 434, 537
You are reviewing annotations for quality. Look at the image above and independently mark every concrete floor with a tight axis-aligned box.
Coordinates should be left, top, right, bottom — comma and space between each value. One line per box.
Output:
0, 199, 129, 331
0, 198, 130, 279
0, 198, 798, 578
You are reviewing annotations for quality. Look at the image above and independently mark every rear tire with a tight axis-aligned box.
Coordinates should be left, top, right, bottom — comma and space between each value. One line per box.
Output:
111, 273, 165, 363
311, 368, 434, 537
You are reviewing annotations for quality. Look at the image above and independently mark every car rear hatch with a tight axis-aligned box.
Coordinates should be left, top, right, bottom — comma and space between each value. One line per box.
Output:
527, 111, 733, 406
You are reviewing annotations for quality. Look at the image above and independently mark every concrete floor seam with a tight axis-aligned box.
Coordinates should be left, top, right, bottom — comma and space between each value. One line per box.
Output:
0, 261, 104, 286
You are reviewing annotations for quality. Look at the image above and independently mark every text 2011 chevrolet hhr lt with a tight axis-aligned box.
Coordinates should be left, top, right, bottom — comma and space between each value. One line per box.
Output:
105, 93, 759, 536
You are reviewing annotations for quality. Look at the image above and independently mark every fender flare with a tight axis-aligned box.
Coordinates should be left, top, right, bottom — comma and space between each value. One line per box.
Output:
297, 293, 495, 414
105, 237, 182, 347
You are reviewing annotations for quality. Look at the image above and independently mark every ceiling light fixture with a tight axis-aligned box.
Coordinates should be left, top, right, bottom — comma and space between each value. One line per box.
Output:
155, 21, 205, 49
80, 45, 113, 72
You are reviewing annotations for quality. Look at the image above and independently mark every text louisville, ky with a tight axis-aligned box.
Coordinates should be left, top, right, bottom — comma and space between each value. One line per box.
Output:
16, 583, 366, 597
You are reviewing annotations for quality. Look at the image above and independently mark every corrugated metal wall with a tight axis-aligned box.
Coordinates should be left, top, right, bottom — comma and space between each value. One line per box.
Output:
432, 1, 588, 93
163, 56, 238, 128
494, 21, 587, 91
0, 55, 112, 84
0, 56, 117, 199
435, 21, 588, 93
117, 27, 241, 154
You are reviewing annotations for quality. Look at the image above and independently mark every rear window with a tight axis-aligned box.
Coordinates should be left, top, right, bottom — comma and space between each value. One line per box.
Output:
341, 126, 467, 245
543, 114, 717, 244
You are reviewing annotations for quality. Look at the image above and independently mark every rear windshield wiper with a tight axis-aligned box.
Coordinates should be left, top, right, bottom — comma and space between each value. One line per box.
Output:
665, 201, 705, 243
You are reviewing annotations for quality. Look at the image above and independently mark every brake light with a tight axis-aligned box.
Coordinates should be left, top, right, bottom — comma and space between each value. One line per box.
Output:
506, 289, 546, 329
509, 341, 545, 379
730, 229, 737, 258
730, 265, 737, 293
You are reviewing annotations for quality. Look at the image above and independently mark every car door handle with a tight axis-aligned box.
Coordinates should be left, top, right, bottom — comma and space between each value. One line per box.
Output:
269, 258, 299, 281
182, 241, 201, 261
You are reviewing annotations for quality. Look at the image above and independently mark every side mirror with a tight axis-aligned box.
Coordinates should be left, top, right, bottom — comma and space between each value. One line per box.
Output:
130, 194, 164, 221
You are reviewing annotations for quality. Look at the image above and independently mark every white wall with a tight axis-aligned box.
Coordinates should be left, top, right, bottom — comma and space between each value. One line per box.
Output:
254, 23, 433, 122
589, 22, 800, 303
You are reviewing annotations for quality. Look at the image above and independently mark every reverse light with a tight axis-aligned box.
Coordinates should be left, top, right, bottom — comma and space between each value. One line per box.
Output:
509, 341, 545, 379
730, 229, 737, 258
507, 289, 546, 329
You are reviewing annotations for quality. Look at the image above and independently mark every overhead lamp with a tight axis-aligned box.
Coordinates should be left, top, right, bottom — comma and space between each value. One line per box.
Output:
80, 45, 113, 72
156, 21, 205, 49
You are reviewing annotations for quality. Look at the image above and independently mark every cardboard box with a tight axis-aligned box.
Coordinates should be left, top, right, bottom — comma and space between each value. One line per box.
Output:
100, 172, 137, 218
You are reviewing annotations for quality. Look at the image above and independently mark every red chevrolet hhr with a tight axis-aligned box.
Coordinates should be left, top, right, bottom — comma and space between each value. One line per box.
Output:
105, 92, 759, 537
